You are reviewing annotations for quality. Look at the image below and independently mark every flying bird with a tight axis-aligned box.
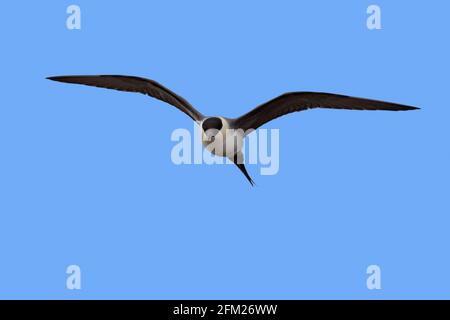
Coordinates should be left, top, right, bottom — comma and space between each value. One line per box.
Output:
47, 75, 419, 185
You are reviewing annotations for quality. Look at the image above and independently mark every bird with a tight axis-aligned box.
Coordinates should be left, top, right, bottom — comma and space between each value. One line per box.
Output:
47, 75, 419, 186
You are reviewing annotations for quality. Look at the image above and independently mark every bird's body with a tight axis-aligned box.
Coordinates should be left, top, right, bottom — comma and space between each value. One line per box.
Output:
47, 75, 419, 186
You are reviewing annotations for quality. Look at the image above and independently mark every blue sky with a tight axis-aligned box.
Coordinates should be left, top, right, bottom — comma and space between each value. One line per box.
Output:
0, 1, 448, 299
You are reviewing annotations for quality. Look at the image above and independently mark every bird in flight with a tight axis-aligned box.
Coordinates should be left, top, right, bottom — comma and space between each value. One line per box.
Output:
47, 75, 419, 186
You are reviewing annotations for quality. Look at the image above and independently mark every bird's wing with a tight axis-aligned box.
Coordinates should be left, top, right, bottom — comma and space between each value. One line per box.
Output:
47, 75, 204, 122
233, 92, 419, 132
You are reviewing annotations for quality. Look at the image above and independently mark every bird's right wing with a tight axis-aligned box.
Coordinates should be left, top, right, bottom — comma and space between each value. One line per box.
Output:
47, 75, 204, 122
234, 92, 419, 132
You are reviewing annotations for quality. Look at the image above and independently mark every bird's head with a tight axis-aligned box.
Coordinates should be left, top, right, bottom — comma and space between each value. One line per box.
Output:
201, 117, 223, 143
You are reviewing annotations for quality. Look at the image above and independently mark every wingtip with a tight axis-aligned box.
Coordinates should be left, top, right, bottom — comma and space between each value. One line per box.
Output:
46, 75, 74, 82
395, 105, 420, 111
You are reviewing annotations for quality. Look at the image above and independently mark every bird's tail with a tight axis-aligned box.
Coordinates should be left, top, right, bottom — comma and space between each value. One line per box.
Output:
231, 152, 255, 186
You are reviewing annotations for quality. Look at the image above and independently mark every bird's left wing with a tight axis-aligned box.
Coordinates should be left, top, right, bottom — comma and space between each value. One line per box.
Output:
47, 75, 204, 122
233, 92, 419, 132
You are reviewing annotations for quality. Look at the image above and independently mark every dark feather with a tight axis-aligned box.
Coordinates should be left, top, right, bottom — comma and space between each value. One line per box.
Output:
232, 153, 255, 186
47, 75, 204, 121
234, 92, 419, 131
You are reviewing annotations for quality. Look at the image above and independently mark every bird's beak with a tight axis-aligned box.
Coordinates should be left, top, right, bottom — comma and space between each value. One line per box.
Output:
203, 129, 219, 143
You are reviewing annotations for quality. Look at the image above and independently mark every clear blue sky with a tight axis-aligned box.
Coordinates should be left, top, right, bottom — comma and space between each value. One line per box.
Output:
0, 1, 448, 299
